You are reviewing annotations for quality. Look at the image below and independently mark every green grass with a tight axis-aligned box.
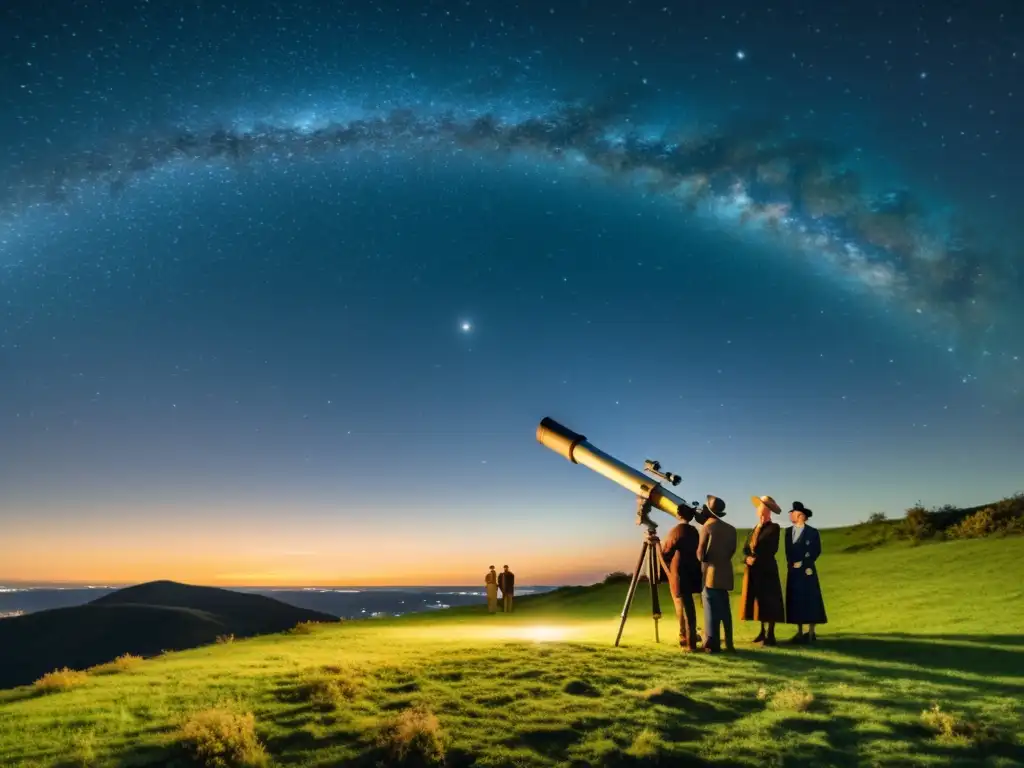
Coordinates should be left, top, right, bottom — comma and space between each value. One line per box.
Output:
1, 530, 1023, 767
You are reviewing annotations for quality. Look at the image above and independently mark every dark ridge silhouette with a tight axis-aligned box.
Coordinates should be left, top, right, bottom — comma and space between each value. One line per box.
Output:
0, 580, 335, 690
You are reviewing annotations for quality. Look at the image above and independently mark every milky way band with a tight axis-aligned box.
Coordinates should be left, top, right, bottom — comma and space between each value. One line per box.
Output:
1, 95, 1021, 381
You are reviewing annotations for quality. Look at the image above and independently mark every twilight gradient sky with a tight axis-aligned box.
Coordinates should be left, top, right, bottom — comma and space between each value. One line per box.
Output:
1, 0, 1022, 587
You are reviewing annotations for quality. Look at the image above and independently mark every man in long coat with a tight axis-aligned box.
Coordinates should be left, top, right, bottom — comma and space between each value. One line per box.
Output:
661, 505, 703, 651
740, 495, 786, 646
785, 501, 828, 643
695, 495, 736, 653
498, 564, 515, 613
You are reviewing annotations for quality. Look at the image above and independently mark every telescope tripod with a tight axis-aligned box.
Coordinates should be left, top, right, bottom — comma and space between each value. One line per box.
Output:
614, 497, 673, 647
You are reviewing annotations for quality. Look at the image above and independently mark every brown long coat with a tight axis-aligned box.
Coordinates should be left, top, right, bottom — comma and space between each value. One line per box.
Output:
661, 522, 703, 597
739, 520, 785, 622
696, 516, 737, 591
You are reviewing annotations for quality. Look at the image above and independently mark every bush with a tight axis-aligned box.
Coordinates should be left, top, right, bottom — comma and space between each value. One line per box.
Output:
764, 684, 815, 713
603, 571, 631, 584
215, 634, 235, 645
898, 504, 935, 541
90, 653, 143, 675
34, 667, 89, 694
626, 728, 668, 760
178, 708, 268, 768
287, 621, 317, 635
866, 511, 887, 524
299, 666, 364, 710
947, 508, 1000, 539
921, 703, 999, 745
376, 706, 447, 766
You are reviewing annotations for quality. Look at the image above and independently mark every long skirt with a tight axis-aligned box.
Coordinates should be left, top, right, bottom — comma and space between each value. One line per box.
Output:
740, 562, 785, 622
785, 566, 828, 624
486, 583, 498, 613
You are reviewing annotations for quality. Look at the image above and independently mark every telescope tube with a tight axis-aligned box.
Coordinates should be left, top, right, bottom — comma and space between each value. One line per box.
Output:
536, 417, 690, 521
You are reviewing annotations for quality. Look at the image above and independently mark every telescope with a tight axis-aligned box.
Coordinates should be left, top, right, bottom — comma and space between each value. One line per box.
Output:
536, 417, 703, 647
536, 417, 698, 522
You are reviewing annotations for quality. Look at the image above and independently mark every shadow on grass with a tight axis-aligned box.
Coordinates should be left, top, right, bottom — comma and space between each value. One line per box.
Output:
595, 751, 712, 768
109, 743, 181, 768
746, 635, 1024, 699
862, 632, 1024, 648
512, 725, 581, 754
263, 724, 362, 758
822, 635, 1024, 681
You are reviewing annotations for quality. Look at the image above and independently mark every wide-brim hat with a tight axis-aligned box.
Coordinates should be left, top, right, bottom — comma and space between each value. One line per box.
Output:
751, 495, 782, 515
694, 495, 726, 523
705, 495, 726, 517
791, 501, 813, 518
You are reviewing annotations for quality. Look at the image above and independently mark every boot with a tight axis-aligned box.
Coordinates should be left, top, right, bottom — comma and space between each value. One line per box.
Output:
752, 628, 766, 644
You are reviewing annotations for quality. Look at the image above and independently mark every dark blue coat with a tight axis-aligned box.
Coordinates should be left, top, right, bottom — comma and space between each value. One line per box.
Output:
784, 525, 828, 625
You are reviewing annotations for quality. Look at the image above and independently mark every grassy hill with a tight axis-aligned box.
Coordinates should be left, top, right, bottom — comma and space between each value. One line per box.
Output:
0, 528, 1022, 767
0, 581, 336, 690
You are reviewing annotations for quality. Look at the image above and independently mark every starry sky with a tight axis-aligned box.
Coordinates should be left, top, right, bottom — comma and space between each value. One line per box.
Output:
1, 0, 1022, 587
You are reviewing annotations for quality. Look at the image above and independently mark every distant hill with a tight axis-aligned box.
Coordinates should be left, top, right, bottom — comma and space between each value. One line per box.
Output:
0, 580, 335, 689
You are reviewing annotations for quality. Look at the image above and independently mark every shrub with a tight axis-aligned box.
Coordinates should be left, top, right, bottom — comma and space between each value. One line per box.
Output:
215, 634, 235, 645
626, 728, 667, 760
178, 708, 268, 768
766, 684, 815, 713
921, 703, 999, 745
947, 508, 999, 539
376, 706, 447, 766
35, 667, 89, 694
287, 621, 317, 635
300, 667, 364, 710
866, 511, 887, 524
898, 505, 934, 541
603, 571, 631, 584
90, 653, 143, 675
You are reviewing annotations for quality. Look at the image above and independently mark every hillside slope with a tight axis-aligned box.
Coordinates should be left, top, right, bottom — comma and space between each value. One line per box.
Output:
90, 579, 336, 632
0, 581, 335, 689
0, 534, 1021, 768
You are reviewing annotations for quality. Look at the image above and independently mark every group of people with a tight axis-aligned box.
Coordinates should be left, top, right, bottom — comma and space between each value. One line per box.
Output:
660, 494, 828, 653
484, 564, 515, 613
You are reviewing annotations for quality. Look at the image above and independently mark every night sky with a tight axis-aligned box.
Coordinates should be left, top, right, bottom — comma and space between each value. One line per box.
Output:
1, 0, 1021, 587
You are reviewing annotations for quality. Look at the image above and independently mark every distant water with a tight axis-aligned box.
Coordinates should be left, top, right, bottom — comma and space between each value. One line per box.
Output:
0, 584, 557, 620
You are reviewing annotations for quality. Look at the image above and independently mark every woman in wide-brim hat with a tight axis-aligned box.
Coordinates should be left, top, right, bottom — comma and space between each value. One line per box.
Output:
740, 495, 786, 646
784, 502, 828, 643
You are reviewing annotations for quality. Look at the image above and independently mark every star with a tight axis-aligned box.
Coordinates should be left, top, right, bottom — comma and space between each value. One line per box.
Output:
736, 50, 746, 61
460, 321, 472, 333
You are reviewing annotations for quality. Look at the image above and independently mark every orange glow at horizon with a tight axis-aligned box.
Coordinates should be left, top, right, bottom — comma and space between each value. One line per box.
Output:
1, 516, 638, 587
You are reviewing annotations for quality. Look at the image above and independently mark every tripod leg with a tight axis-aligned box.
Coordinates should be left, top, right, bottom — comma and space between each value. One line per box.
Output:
614, 540, 649, 647
647, 543, 662, 643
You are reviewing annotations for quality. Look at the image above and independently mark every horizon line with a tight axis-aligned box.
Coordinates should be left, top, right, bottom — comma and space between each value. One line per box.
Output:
0, 579, 575, 588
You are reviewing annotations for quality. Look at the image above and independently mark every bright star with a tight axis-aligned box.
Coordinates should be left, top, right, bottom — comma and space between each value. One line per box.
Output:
460, 321, 472, 332
736, 50, 746, 61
